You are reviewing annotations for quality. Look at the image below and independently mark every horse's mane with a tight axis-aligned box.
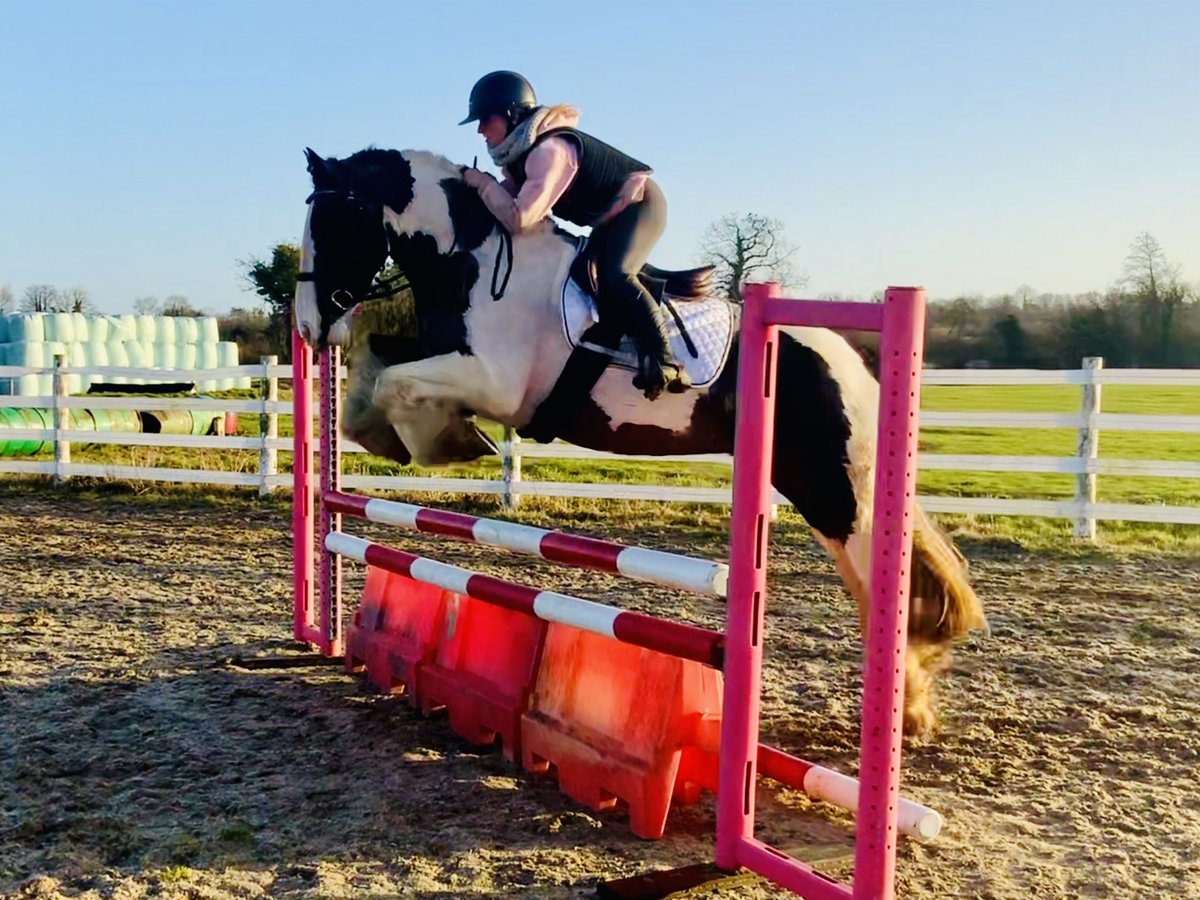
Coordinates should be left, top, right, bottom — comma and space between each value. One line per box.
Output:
337, 146, 570, 249
340, 147, 461, 182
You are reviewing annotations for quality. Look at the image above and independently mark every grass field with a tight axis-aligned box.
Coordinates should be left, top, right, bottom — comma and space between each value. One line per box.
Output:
3, 381, 1197, 554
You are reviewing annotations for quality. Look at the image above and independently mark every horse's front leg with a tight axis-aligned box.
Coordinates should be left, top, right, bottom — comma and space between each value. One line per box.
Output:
372, 354, 501, 467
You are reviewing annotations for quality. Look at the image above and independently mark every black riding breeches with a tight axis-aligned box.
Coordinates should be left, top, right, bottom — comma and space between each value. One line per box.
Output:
588, 179, 667, 325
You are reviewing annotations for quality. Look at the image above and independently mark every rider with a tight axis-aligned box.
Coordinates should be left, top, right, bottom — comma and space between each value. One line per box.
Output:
459, 70, 690, 400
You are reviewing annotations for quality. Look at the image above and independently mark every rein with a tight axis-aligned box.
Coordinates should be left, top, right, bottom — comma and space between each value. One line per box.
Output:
489, 226, 513, 301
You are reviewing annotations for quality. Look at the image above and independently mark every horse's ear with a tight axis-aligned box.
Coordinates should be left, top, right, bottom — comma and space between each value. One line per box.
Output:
305, 148, 340, 187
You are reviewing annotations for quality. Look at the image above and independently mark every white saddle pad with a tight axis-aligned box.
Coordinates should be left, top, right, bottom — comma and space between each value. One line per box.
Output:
560, 276, 735, 389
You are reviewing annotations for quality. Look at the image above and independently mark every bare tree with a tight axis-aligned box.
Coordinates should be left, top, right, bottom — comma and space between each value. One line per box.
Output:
0, 284, 14, 314
697, 213, 805, 303
133, 296, 162, 315
162, 294, 203, 317
1121, 231, 1179, 296
61, 286, 93, 314
21, 284, 62, 313
1120, 231, 1193, 364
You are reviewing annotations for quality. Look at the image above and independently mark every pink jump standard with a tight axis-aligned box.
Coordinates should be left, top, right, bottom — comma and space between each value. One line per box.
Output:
292, 284, 930, 898
714, 283, 926, 899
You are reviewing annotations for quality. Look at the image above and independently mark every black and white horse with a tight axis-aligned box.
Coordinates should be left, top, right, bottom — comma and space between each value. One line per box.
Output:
294, 147, 985, 736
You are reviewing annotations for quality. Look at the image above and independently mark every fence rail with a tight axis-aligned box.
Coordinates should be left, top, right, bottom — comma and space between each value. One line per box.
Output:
0, 356, 1197, 535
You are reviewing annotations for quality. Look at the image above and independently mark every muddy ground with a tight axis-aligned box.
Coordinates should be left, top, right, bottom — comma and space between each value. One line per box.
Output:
1, 488, 1198, 899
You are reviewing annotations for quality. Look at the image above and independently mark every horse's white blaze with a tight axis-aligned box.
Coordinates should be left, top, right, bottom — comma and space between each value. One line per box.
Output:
384, 151, 458, 254
295, 204, 320, 342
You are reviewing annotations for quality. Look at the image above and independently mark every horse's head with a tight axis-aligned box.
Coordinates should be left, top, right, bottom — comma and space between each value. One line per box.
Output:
295, 147, 494, 348
295, 148, 395, 347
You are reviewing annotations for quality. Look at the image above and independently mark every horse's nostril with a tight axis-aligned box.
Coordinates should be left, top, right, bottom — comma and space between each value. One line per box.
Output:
298, 322, 313, 344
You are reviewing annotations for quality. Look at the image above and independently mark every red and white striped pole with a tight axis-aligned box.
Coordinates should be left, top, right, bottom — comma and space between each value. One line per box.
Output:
324, 492, 729, 598
757, 745, 941, 843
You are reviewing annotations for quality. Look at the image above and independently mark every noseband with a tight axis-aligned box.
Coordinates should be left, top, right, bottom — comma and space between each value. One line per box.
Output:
298, 189, 407, 312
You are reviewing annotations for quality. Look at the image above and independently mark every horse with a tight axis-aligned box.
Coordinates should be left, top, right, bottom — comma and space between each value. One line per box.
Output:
293, 146, 986, 737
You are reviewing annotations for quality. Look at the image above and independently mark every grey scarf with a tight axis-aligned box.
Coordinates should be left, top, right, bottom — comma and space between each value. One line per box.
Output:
488, 106, 554, 168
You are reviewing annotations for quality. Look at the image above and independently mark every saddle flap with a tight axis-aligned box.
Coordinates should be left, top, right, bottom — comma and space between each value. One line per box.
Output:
560, 276, 735, 390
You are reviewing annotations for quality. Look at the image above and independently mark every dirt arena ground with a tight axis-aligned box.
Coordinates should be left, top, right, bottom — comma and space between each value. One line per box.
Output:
2, 487, 1198, 898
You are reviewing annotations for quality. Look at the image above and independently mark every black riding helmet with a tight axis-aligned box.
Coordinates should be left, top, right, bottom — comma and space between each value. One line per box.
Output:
459, 71, 538, 126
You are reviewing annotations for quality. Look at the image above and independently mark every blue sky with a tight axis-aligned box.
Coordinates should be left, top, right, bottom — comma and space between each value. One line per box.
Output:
1, 0, 1196, 315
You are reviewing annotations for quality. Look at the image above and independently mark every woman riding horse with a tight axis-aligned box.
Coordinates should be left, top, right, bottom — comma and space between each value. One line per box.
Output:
459, 70, 690, 401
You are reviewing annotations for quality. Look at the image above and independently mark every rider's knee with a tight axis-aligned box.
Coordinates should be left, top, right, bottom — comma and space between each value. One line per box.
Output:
596, 264, 640, 295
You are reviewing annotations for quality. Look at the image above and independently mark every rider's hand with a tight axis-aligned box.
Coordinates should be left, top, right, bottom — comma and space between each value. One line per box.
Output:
463, 168, 494, 190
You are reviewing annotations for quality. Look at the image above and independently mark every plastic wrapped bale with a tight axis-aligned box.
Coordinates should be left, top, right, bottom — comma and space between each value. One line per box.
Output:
136, 315, 157, 343
175, 316, 200, 344
152, 342, 177, 370
6, 315, 45, 343
0, 407, 51, 456
0, 343, 9, 396
117, 315, 137, 341
106, 340, 130, 385
200, 317, 220, 343
195, 342, 219, 390
217, 341, 242, 389
123, 341, 149, 385
68, 342, 88, 393
175, 342, 198, 372
0, 315, 8, 343
8, 342, 46, 396
72, 312, 90, 343
84, 340, 110, 384
48, 313, 76, 344
88, 316, 110, 342
91, 407, 141, 434
155, 316, 176, 344
140, 408, 198, 435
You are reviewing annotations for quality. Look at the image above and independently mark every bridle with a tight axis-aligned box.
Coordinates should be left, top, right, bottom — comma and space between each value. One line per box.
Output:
299, 182, 514, 310
296, 189, 408, 313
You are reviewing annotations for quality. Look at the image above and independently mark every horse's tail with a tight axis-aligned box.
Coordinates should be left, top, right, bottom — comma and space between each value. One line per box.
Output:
908, 502, 987, 645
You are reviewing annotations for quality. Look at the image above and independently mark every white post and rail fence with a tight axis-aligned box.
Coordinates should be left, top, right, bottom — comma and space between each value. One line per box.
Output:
0, 356, 1197, 537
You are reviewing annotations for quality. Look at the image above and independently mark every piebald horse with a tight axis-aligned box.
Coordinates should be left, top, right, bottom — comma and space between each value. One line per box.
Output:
293, 147, 985, 736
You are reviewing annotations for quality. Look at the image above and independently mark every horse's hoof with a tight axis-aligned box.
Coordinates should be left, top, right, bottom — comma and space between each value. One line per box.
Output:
903, 705, 937, 740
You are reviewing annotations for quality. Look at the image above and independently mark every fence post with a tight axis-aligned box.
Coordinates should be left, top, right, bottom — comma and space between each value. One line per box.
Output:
1074, 356, 1103, 541
259, 354, 279, 496
52, 353, 70, 485
502, 425, 522, 510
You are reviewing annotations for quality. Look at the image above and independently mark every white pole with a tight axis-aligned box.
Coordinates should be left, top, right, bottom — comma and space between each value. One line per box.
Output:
52, 353, 70, 485
502, 425, 522, 510
260, 354, 279, 496
1074, 356, 1103, 542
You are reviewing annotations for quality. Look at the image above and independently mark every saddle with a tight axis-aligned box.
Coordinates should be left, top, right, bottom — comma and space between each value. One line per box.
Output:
568, 245, 715, 308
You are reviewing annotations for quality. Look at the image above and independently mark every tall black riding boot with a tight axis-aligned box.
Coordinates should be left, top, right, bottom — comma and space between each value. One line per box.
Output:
624, 286, 692, 400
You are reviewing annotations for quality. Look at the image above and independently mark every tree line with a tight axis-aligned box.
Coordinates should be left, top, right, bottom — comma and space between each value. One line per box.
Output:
5, 222, 1195, 370
923, 232, 1198, 368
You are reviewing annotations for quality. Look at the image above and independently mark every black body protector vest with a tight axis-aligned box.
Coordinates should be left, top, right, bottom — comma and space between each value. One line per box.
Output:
509, 128, 651, 227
